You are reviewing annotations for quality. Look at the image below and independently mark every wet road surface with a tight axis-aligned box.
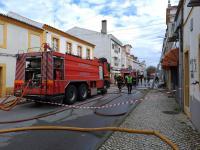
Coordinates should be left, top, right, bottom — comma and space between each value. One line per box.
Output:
0, 87, 146, 150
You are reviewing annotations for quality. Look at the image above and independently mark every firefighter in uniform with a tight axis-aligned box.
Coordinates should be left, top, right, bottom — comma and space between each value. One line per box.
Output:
125, 74, 133, 94
116, 74, 124, 92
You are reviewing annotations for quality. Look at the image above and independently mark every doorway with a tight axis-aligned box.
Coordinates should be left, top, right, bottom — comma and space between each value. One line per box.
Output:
184, 51, 190, 116
0, 64, 6, 97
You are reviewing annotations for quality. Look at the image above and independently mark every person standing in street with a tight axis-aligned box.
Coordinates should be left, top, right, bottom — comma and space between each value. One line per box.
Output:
143, 70, 147, 87
155, 76, 159, 84
140, 74, 143, 85
147, 75, 150, 86
116, 74, 124, 92
125, 74, 133, 94
114, 74, 118, 85
144, 76, 147, 87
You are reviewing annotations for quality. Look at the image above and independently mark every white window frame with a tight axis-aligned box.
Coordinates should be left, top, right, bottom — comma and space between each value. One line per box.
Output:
77, 45, 82, 57
66, 42, 72, 54
86, 48, 90, 59
52, 35, 60, 52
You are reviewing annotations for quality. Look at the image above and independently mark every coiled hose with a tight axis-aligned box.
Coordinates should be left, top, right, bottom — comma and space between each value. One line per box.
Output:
0, 80, 31, 111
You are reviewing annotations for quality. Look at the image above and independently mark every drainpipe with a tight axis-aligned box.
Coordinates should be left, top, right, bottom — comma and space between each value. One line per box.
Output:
179, 3, 184, 111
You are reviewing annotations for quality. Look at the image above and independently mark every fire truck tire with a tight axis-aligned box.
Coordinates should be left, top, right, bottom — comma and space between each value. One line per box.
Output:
105, 80, 110, 88
34, 102, 43, 106
64, 85, 77, 104
78, 84, 88, 101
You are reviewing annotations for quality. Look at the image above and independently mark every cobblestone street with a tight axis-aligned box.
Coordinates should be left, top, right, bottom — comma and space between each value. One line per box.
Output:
99, 90, 200, 150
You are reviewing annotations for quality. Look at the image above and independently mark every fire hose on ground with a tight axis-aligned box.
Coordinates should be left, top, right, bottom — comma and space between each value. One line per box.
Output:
0, 126, 179, 150
0, 80, 31, 111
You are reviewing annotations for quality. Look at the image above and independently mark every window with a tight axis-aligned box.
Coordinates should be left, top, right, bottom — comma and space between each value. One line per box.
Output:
119, 47, 120, 53
52, 36, 59, 52
114, 48, 118, 53
113, 57, 119, 66
112, 43, 115, 49
86, 48, 90, 59
0, 22, 7, 49
77, 45, 82, 57
66, 42, 72, 54
28, 31, 41, 52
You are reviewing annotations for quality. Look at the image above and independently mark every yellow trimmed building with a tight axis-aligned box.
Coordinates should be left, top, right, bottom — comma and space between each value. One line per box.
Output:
0, 12, 95, 97
0, 12, 43, 97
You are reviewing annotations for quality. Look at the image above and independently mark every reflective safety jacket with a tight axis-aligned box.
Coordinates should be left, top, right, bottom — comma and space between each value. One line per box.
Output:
126, 76, 133, 84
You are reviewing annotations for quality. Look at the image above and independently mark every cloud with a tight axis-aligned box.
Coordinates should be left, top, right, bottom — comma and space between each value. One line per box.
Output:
0, 0, 179, 66
0, 1, 5, 8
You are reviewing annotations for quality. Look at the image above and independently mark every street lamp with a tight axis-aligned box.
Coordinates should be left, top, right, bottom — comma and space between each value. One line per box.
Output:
187, 0, 200, 7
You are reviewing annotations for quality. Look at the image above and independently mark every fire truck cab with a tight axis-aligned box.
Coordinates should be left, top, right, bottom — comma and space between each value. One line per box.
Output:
14, 50, 110, 104
120, 69, 137, 86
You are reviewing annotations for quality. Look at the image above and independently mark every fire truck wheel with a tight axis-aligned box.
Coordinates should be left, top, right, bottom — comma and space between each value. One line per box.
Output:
78, 84, 88, 101
64, 85, 77, 104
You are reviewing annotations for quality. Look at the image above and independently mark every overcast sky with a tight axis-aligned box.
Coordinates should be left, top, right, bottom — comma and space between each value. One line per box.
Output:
0, 0, 179, 66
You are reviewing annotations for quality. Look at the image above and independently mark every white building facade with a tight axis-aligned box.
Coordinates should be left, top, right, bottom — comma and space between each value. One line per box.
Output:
183, 0, 200, 132
67, 20, 123, 81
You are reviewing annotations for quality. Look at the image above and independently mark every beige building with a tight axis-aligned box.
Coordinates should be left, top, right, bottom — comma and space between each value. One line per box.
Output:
0, 12, 95, 97
161, 0, 200, 132
121, 44, 132, 69
43, 24, 94, 59
182, 0, 200, 132
161, 2, 178, 90
121, 44, 146, 74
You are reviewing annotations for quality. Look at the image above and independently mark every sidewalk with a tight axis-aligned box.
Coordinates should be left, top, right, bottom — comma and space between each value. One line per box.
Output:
99, 89, 200, 150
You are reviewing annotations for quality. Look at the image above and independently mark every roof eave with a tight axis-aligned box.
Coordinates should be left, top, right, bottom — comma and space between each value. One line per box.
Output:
43, 24, 95, 48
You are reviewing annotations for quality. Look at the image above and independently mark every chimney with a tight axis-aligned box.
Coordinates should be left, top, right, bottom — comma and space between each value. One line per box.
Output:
101, 20, 107, 34
168, 0, 171, 7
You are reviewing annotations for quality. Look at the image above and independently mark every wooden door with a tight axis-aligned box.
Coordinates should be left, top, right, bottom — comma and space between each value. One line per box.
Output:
184, 51, 190, 115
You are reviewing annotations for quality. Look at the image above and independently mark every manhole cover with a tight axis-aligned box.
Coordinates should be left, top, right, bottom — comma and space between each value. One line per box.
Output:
162, 111, 180, 115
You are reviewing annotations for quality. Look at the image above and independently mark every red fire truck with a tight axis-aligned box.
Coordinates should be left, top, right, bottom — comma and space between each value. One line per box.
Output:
120, 69, 137, 78
14, 45, 110, 104
120, 69, 137, 85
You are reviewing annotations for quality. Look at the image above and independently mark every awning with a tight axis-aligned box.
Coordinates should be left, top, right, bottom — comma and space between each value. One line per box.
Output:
161, 48, 179, 69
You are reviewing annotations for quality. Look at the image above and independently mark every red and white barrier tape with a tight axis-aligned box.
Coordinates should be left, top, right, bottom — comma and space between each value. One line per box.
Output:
27, 99, 143, 110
